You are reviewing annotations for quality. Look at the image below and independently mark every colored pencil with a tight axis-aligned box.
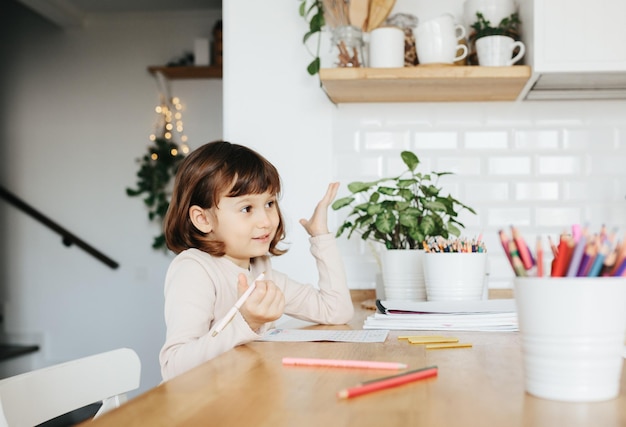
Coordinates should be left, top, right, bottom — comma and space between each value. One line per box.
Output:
587, 243, 609, 277
511, 226, 534, 270
613, 257, 626, 276
536, 236, 544, 277
337, 366, 438, 399
426, 342, 473, 350
508, 240, 527, 277
551, 234, 574, 277
211, 272, 265, 337
547, 235, 559, 257
566, 233, 587, 277
282, 357, 408, 370
360, 365, 438, 385
499, 229, 513, 264
576, 243, 596, 277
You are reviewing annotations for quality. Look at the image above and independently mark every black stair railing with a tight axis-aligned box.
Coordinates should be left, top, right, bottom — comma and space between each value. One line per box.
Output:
0, 186, 119, 269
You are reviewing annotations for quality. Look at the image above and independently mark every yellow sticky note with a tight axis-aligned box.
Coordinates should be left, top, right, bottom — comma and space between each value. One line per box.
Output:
425, 342, 473, 350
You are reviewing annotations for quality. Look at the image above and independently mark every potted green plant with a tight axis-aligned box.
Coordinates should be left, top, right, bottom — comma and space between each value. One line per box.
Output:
470, 12, 523, 66
331, 150, 476, 301
470, 12, 521, 41
332, 150, 476, 249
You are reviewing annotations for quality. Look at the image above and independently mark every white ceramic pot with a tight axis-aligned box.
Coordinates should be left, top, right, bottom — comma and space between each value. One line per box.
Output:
381, 249, 427, 301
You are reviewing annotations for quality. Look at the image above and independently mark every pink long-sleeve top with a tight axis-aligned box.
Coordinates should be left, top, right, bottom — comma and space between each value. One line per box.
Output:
159, 233, 354, 380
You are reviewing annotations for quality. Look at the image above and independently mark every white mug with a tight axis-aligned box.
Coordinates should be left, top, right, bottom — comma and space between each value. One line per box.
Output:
369, 26, 405, 68
476, 35, 525, 66
416, 14, 468, 64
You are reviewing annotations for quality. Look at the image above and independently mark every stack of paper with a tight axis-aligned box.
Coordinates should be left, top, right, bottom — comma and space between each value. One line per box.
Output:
364, 299, 518, 332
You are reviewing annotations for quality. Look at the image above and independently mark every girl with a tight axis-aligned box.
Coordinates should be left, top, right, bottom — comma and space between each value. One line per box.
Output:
159, 140, 354, 380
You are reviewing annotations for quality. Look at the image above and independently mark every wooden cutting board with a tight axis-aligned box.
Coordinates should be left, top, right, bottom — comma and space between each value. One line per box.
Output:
366, 0, 396, 32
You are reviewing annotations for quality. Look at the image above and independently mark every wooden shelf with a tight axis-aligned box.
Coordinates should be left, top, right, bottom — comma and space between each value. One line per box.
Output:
319, 65, 532, 103
147, 65, 222, 79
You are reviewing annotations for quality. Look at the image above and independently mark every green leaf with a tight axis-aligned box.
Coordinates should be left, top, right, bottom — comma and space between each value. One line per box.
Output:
401, 151, 419, 171
423, 200, 447, 211
397, 179, 417, 188
307, 57, 320, 76
375, 211, 396, 234
398, 188, 413, 201
331, 196, 354, 210
420, 215, 437, 236
399, 212, 418, 228
347, 181, 372, 193
447, 223, 462, 237
366, 204, 383, 215
378, 186, 397, 196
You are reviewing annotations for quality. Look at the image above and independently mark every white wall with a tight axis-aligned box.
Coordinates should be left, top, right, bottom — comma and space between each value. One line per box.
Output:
1, 1, 222, 394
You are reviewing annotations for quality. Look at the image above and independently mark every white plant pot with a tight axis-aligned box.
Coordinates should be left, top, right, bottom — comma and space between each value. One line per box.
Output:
381, 249, 426, 301
423, 252, 488, 301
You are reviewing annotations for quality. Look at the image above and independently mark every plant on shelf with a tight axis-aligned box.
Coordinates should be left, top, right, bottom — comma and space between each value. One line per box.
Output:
298, 0, 325, 77
127, 95, 189, 250
331, 150, 476, 250
470, 12, 521, 41
126, 138, 186, 250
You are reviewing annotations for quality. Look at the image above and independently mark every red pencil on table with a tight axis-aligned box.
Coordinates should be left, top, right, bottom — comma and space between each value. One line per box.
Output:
337, 366, 438, 399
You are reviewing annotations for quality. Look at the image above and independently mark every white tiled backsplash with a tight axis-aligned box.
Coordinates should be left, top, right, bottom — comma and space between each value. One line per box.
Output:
331, 100, 626, 290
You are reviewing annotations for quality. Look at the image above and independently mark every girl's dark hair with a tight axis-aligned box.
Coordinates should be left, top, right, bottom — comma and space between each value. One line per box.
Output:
164, 140, 287, 256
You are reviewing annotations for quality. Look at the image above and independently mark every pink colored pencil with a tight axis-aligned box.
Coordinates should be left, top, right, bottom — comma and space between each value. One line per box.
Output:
282, 357, 408, 370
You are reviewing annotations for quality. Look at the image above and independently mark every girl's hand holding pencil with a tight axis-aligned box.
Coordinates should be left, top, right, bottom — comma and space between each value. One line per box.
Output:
499, 224, 626, 278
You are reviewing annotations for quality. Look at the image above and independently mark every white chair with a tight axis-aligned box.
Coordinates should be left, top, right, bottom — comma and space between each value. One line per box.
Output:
0, 348, 141, 427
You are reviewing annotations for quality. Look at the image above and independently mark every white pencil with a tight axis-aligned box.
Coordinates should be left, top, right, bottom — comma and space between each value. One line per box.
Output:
211, 272, 265, 337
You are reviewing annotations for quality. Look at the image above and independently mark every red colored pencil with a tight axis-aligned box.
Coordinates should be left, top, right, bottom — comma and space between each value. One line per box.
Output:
511, 226, 534, 270
551, 234, 574, 277
337, 366, 438, 399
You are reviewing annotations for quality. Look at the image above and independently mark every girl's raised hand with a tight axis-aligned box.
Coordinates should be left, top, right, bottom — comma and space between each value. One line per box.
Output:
237, 273, 285, 332
299, 182, 340, 237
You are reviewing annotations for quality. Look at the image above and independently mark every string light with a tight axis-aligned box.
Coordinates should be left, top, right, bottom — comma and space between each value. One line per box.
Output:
150, 94, 190, 156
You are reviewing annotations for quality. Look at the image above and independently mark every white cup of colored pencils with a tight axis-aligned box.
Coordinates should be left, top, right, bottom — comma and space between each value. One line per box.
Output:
501, 224, 626, 402
423, 236, 488, 301
498, 224, 626, 278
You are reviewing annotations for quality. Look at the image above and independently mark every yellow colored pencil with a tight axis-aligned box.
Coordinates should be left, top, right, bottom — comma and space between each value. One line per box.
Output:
426, 342, 473, 350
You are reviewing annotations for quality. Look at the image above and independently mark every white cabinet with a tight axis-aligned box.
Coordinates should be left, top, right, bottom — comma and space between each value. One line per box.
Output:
521, 0, 626, 72
518, 0, 626, 100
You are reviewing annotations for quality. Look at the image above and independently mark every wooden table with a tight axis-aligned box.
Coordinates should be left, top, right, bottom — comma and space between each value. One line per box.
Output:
84, 291, 626, 427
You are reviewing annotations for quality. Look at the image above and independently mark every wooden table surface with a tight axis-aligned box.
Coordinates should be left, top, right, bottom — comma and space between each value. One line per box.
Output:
84, 290, 626, 427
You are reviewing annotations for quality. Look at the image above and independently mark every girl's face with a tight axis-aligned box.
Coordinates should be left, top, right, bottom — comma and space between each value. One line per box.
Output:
210, 191, 279, 269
